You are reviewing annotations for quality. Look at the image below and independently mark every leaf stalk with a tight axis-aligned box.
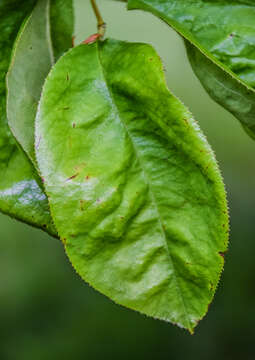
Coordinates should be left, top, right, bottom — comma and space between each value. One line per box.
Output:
90, 0, 106, 38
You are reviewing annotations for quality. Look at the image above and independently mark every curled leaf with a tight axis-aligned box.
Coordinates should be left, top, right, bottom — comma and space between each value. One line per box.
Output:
186, 42, 255, 140
123, 0, 255, 138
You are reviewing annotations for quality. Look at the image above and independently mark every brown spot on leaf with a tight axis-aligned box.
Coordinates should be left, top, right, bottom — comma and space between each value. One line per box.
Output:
72, 35, 76, 47
80, 200, 85, 211
66, 173, 78, 181
85, 175, 90, 180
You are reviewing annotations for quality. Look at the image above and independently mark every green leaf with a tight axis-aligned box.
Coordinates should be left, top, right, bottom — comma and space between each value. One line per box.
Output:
7, 0, 74, 164
186, 42, 255, 140
35, 39, 229, 332
123, 0, 255, 138
50, 0, 74, 60
4, 0, 74, 235
0, 0, 57, 236
7, 0, 54, 164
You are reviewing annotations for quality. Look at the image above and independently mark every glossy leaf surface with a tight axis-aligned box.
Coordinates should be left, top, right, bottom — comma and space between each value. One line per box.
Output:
7, 0, 54, 163
0, 0, 56, 236
124, 0, 255, 137
36, 39, 229, 332
186, 42, 255, 140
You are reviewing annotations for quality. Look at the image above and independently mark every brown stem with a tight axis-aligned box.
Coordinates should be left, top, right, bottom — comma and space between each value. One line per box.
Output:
90, 0, 106, 38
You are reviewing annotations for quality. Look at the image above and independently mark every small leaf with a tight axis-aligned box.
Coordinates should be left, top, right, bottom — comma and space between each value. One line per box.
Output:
36, 39, 229, 332
123, 0, 255, 138
0, 0, 57, 236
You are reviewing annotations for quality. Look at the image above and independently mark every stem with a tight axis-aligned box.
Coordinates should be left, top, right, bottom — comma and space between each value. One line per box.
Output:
90, 0, 106, 38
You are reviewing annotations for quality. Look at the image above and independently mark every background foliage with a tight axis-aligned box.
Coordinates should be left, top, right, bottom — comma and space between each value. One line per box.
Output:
0, 0, 255, 358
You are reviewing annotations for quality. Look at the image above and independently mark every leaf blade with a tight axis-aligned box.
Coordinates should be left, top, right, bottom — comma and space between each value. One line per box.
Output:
124, 0, 255, 138
36, 39, 229, 332
186, 41, 255, 139
7, 0, 54, 163
0, 0, 57, 236
7, 0, 75, 164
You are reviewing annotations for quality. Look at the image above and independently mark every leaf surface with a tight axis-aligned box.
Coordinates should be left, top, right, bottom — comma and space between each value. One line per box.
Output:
50, 0, 74, 60
7, 0, 54, 163
123, 0, 255, 137
36, 39, 229, 332
7, 0, 74, 164
0, 0, 56, 236
4, 0, 74, 235
186, 42, 255, 140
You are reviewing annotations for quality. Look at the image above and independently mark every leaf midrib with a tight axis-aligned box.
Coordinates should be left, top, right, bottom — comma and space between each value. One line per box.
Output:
96, 42, 192, 330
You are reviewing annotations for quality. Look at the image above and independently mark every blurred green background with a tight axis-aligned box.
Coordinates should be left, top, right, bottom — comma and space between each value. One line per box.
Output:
1, 1, 255, 359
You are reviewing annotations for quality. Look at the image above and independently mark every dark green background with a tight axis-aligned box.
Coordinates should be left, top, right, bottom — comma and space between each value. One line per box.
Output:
1, 1, 255, 359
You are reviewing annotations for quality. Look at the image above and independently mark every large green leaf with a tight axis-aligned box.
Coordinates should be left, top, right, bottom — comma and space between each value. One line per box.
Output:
50, 0, 74, 60
122, 0, 255, 138
7, 0, 54, 163
0, 0, 56, 236
35, 39, 229, 332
